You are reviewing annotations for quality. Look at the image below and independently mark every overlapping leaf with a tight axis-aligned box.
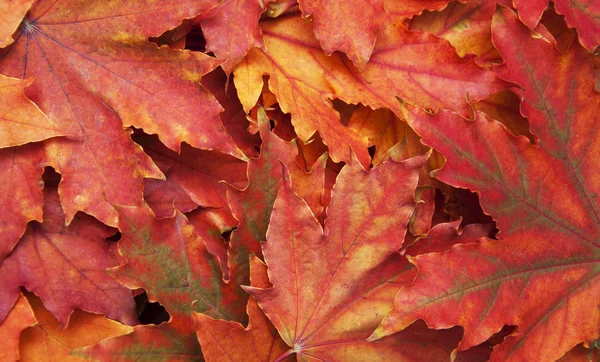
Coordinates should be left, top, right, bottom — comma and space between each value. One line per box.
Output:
0, 293, 36, 361
19, 293, 133, 362
298, 0, 389, 70
0, 0, 34, 47
514, 0, 600, 52
0, 75, 63, 148
99, 203, 248, 359
244, 155, 429, 360
408, 0, 504, 65
372, 8, 600, 356
0, 144, 45, 262
194, 256, 290, 362
0, 186, 137, 327
197, 0, 270, 74
0, 0, 244, 227
234, 13, 503, 167
227, 107, 326, 293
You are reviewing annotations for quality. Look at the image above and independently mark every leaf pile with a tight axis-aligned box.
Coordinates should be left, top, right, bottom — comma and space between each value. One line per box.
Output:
0, 1, 599, 361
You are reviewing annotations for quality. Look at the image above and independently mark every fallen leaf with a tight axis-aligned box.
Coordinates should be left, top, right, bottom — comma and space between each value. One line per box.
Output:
0, 75, 64, 148
374, 105, 600, 361
19, 293, 133, 362
234, 14, 503, 166
298, 0, 389, 70
245, 154, 426, 359
0, 186, 137, 327
0, 0, 244, 227
194, 256, 290, 362
514, 0, 600, 52
0, 144, 45, 262
0, 293, 36, 361
0, 0, 34, 48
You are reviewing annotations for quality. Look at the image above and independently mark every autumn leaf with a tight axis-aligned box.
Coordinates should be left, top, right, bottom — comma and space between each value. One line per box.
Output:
0, 75, 63, 148
298, 0, 389, 71
408, 0, 504, 65
100, 203, 247, 359
19, 293, 133, 362
514, 0, 600, 52
0, 185, 137, 327
227, 106, 326, 299
134, 132, 247, 219
0, 0, 34, 47
244, 155, 427, 360
0, 293, 36, 361
0, 144, 45, 262
374, 101, 600, 361
234, 14, 503, 166
194, 256, 290, 362
75, 320, 203, 362
197, 0, 270, 74
0, 0, 245, 227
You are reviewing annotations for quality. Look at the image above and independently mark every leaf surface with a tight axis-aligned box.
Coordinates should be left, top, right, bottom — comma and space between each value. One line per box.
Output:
20, 293, 133, 362
0, 187, 137, 327
514, 0, 600, 52
103, 203, 248, 359
298, 0, 388, 70
374, 106, 600, 360
0, 75, 63, 148
245, 155, 426, 360
234, 15, 503, 166
0, 0, 34, 47
227, 107, 325, 292
194, 256, 290, 362
135, 133, 247, 219
0, 144, 45, 261
408, 0, 502, 65
198, 0, 270, 74
0, 293, 36, 361
0, 0, 245, 227
75, 320, 203, 362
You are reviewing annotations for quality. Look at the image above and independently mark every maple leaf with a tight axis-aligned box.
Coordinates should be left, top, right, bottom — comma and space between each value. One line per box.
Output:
0, 0, 34, 47
227, 107, 326, 289
0, 293, 36, 361
194, 256, 290, 362
134, 132, 247, 219
197, 0, 270, 74
201, 68, 261, 158
100, 203, 248, 359
19, 293, 133, 362
76, 320, 204, 361
0, 75, 63, 148
514, 0, 600, 52
0, 0, 245, 227
234, 14, 503, 166
244, 155, 430, 360
408, 0, 505, 65
298, 0, 389, 71
0, 185, 137, 327
0, 144, 45, 262
473, 89, 535, 142
371, 6, 600, 354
